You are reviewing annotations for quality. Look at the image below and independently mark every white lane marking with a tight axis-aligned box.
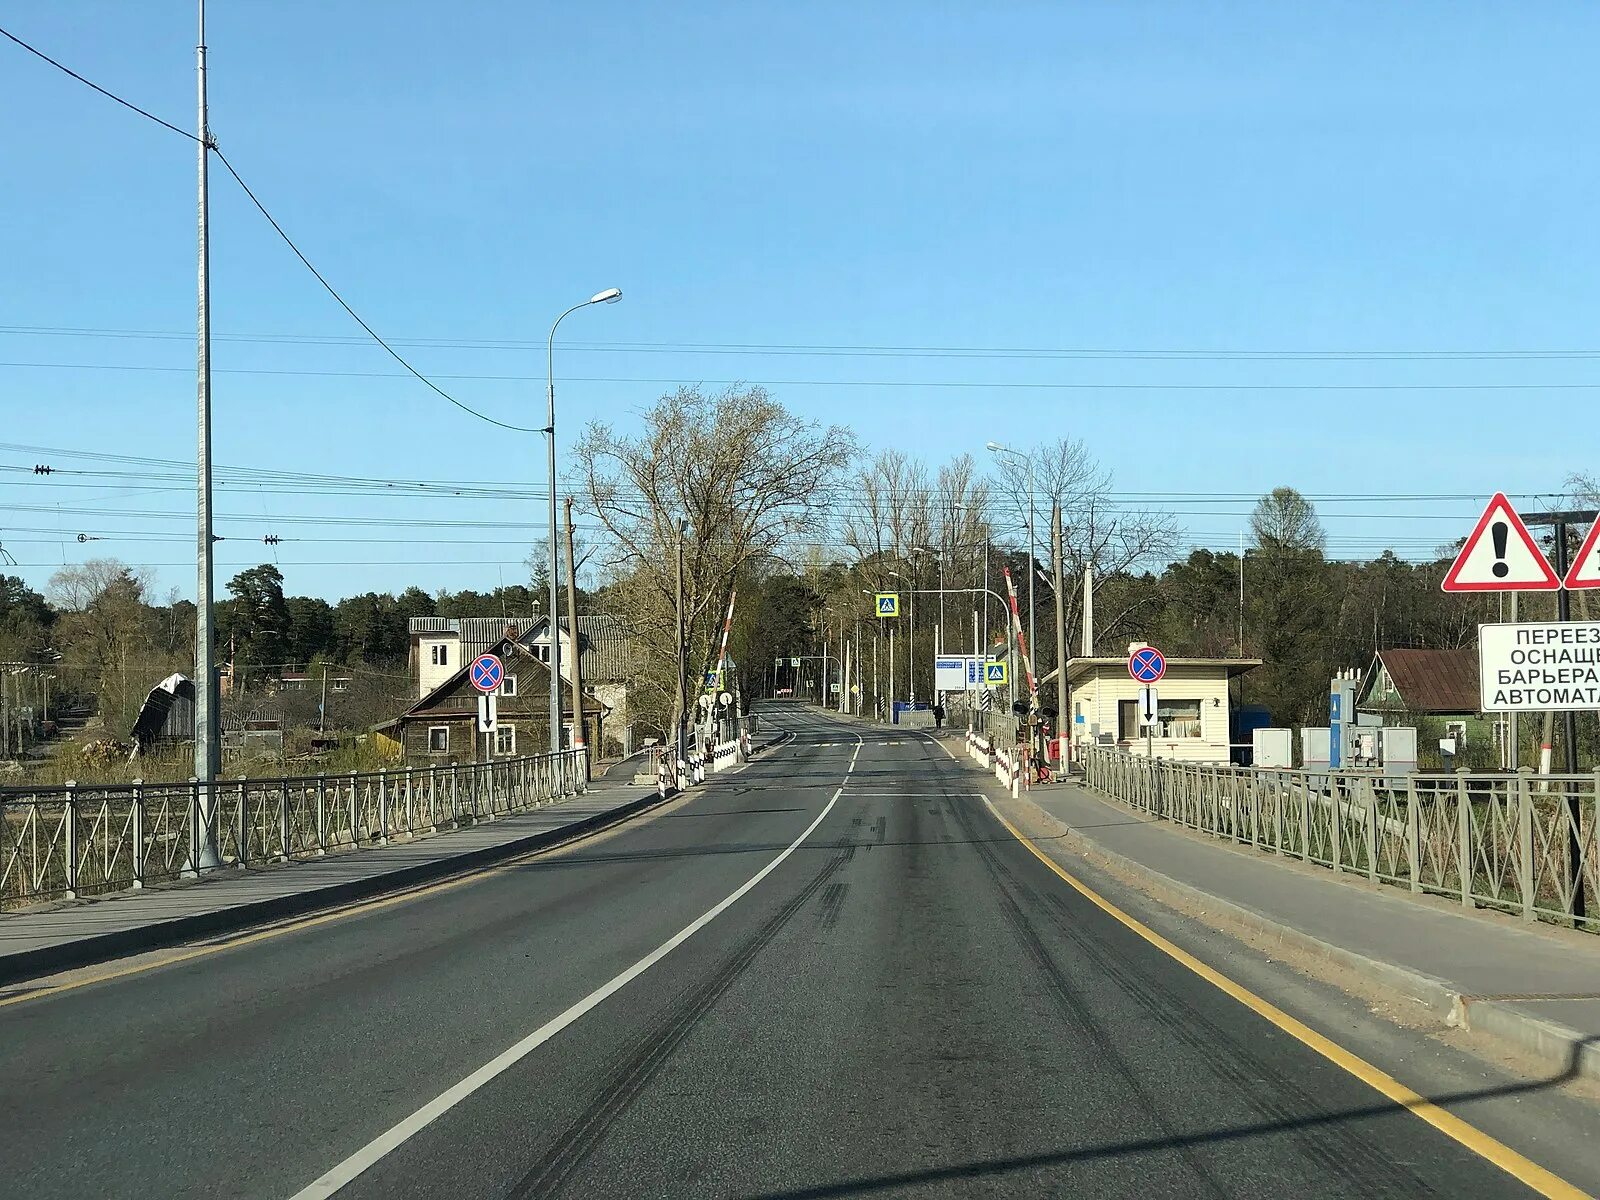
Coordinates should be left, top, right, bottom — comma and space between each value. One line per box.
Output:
290, 726, 861, 1199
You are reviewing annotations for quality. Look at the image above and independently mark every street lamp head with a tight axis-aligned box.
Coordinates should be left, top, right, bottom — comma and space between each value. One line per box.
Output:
589, 287, 623, 305
985, 441, 1007, 453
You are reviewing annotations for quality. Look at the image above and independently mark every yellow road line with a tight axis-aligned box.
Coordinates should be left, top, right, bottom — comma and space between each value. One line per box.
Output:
981, 797, 1592, 1200
0, 795, 676, 1012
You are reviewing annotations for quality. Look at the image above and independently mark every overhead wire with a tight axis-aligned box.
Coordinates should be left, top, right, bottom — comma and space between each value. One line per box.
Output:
10, 358, 1600, 392
10, 323, 1600, 363
0, 21, 537, 436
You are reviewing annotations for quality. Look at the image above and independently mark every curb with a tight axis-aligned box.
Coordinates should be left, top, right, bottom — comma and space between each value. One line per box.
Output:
0, 788, 669, 990
978, 777, 1600, 1085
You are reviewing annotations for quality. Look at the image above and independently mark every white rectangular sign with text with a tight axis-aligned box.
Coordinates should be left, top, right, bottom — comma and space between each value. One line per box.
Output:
1478, 621, 1600, 712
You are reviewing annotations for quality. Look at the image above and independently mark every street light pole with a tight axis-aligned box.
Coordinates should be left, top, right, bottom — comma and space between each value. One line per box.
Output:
545, 287, 621, 753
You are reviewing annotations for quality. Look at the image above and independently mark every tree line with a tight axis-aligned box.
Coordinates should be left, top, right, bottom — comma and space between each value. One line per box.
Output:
5, 386, 1591, 755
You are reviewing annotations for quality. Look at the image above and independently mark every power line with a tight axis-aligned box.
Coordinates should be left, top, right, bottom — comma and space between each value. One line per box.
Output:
0, 24, 536, 436
210, 148, 538, 434
0, 24, 198, 141
11, 358, 1600, 392
11, 323, 1600, 363
8, 443, 1556, 509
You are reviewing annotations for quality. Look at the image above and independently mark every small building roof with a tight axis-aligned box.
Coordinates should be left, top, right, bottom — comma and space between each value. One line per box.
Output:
1058, 656, 1261, 687
1364, 647, 1478, 714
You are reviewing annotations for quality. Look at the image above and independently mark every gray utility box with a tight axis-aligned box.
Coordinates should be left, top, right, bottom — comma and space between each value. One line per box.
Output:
1252, 727, 1294, 769
1300, 727, 1331, 774
1380, 726, 1418, 777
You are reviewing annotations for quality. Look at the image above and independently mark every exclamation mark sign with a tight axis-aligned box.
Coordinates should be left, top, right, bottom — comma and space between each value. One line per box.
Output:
1491, 521, 1510, 577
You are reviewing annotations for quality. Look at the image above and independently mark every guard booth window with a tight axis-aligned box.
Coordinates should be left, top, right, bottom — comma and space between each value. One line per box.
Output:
1119, 698, 1203, 740
1117, 700, 1139, 742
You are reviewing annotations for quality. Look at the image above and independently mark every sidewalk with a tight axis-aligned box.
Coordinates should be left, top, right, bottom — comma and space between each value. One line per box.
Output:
0, 768, 662, 988
972, 758, 1600, 1082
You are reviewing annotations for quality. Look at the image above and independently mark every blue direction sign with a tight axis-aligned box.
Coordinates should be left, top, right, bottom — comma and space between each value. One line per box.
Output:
1128, 646, 1166, 684
470, 652, 504, 693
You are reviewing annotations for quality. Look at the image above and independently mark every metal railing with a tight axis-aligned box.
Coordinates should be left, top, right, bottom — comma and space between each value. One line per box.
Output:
971, 709, 1021, 749
0, 748, 588, 911
1080, 745, 1599, 933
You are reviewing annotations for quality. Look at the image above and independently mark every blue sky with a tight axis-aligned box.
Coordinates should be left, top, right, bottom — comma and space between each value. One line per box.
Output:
3, 1, 1598, 601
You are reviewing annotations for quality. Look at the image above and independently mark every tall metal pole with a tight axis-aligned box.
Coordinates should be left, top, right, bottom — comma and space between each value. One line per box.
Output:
908, 585, 916, 705
1052, 500, 1067, 730
564, 497, 587, 777
1237, 531, 1245, 654
1026, 457, 1037, 712
545, 314, 570, 752
675, 520, 687, 776
1081, 562, 1094, 656
192, 0, 220, 871
1552, 522, 1586, 920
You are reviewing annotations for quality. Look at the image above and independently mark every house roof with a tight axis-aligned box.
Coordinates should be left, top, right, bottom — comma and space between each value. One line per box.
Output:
410, 616, 535, 668
1058, 657, 1261, 687
519, 614, 638, 683
1366, 647, 1479, 714
395, 636, 604, 721
410, 614, 636, 683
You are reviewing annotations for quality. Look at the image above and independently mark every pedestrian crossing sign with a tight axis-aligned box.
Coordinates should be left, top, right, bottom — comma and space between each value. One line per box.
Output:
984, 660, 1007, 684
875, 592, 900, 617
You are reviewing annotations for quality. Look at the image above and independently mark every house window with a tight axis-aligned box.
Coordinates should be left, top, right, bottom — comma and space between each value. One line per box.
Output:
431, 644, 449, 666
427, 726, 449, 754
494, 724, 517, 755
501, 675, 518, 697
538, 644, 550, 663
1445, 720, 1467, 745
331, 678, 348, 693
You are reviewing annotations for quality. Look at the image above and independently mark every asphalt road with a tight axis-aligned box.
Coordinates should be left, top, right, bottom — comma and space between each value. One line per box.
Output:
0, 707, 1573, 1198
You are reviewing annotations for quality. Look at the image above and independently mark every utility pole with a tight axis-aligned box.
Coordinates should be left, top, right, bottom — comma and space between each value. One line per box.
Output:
191, 0, 221, 871
564, 496, 587, 777
1081, 562, 1094, 657
1052, 501, 1067, 749
675, 519, 687, 778
319, 665, 328, 735
888, 623, 895, 717
908, 586, 917, 705
1237, 531, 1245, 655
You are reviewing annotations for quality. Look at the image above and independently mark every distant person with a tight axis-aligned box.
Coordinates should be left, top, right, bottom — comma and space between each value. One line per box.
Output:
932, 703, 946, 730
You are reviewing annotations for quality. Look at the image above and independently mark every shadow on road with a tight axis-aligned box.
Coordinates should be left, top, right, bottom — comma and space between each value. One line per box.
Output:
744, 1036, 1599, 1198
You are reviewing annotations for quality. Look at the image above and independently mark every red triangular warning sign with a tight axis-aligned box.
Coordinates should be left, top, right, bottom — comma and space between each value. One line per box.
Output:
1565, 518, 1600, 590
1441, 493, 1560, 593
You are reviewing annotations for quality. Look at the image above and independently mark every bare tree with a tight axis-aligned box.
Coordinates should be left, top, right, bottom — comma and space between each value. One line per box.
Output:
577, 385, 854, 735
990, 438, 1178, 654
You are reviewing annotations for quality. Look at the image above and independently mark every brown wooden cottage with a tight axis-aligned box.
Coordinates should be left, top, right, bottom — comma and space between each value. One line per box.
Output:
376, 635, 606, 764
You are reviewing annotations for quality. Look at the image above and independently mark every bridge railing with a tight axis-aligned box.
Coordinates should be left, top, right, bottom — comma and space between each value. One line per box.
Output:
0, 748, 588, 911
1078, 745, 1599, 933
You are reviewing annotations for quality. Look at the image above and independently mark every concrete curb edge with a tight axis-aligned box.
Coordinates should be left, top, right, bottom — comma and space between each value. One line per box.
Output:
989, 779, 1600, 1085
